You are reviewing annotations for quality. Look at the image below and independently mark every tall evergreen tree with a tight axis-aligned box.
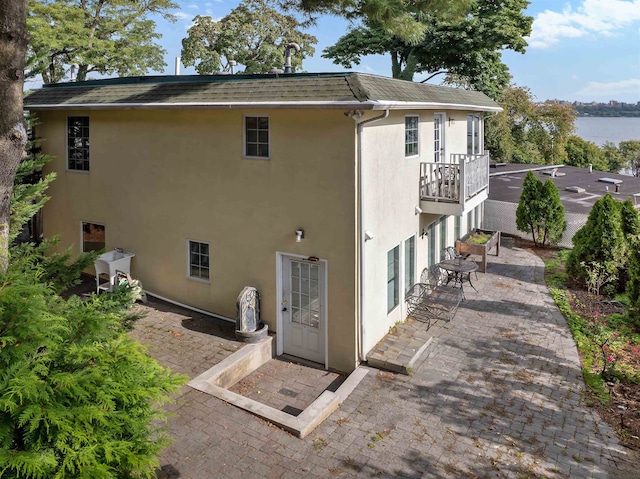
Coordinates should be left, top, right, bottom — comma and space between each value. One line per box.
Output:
0, 256, 185, 477
567, 194, 628, 295
515, 171, 565, 247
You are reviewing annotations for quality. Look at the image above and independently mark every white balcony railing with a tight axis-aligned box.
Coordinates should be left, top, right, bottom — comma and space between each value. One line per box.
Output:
419, 152, 489, 214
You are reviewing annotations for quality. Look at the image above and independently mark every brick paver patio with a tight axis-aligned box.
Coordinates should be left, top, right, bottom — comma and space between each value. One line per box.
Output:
129, 241, 638, 478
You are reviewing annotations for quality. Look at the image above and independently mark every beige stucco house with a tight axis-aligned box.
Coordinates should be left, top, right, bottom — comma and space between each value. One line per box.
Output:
25, 72, 500, 373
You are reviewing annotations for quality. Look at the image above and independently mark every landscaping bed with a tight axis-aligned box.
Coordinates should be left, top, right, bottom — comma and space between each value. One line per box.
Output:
522, 239, 640, 451
455, 228, 500, 273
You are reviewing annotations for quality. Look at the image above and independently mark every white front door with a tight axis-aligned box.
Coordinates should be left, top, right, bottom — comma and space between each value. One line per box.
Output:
281, 257, 326, 365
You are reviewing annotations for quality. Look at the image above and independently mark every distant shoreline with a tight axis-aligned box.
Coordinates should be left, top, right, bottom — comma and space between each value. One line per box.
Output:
577, 114, 640, 118
574, 104, 640, 117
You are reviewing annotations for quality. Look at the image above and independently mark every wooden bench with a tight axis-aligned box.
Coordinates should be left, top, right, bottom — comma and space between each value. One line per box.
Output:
405, 281, 463, 322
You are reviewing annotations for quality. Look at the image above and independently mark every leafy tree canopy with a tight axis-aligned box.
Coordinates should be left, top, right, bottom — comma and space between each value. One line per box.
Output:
181, 0, 317, 74
287, 0, 469, 43
27, 0, 178, 84
485, 85, 576, 164
620, 140, 640, 177
601, 141, 626, 175
565, 135, 607, 171
322, 0, 532, 98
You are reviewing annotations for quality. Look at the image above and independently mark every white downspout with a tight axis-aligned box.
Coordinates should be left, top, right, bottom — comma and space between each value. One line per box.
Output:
355, 109, 389, 363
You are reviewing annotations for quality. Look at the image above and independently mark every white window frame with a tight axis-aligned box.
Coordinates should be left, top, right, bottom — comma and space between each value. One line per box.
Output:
243, 114, 270, 160
67, 116, 90, 172
387, 245, 400, 313
439, 215, 448, 261
467, 114, 482, 155
81, 221, 105, 253
405, 115, 419, 158
404, 235, 416, 296
187, 239, 211, 283
427, 221, 437, 267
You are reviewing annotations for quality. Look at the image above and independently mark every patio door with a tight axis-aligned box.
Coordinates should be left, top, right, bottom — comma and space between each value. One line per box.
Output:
280, 256, 326, 365
434, 113, 445, 162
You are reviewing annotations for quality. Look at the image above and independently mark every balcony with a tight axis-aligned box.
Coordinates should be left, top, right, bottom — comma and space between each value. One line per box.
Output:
419, 151, 489, 216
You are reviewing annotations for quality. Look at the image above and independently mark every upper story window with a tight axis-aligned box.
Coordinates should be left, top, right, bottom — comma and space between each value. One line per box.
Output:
405, 116, 419, 157
188, 240, 210, 282
68, 116, 90, 171
467, 114, 481, 155
244, 116, 269, 159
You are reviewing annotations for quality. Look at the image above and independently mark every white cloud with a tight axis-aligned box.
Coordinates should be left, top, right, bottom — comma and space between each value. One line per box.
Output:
175, 12, 191, 20
188, 4, 199, 9
529, 0, 640, 48
576, 78, 640, 97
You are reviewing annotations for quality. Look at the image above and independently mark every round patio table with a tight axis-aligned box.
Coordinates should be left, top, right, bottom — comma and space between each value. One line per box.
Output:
437, 259, 479, 297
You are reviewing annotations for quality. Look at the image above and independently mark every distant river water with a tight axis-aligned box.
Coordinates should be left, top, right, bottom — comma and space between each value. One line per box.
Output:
574, 117, 640, 146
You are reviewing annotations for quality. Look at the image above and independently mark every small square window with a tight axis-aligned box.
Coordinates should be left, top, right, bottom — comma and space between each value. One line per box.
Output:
188, 240, 210, 281
405, 116, 419, 157
82, 222, 105, 252
68, 116, 90, 171
244, 116, 269, 159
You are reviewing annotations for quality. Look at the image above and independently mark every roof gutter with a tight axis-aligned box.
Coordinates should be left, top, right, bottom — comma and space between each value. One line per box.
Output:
25, 100, 502, 112
354, 109, 389, 364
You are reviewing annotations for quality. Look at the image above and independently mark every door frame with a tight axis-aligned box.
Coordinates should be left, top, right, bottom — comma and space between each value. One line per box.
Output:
275, 252, 329, 369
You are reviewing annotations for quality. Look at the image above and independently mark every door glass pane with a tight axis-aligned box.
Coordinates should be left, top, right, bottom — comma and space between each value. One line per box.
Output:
301, 309, 310, 326
292, 307, 301, 324
290, 260, 320, 329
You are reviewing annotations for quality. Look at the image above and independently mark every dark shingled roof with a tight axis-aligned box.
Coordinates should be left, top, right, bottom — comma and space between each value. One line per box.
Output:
24, 72, 501, 111
489, 164, 640, 215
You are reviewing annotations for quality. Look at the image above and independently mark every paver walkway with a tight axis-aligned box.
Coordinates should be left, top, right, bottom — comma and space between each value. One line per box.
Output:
129, 241, 638, 478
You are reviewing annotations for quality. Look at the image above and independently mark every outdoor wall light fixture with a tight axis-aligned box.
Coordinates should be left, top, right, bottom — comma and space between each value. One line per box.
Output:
448, 118, 456, 126
415, 205, 423, 215
295, 229, 305, 242
364, 230, 374, 241
421, 228, 428, 239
